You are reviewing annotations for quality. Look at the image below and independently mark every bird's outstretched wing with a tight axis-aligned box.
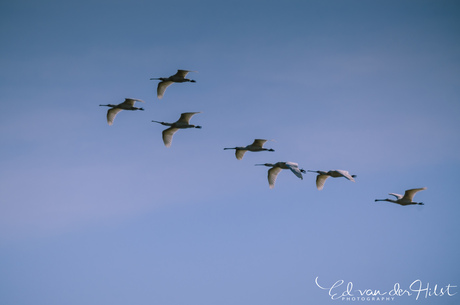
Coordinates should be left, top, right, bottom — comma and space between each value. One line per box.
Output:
123, 98, 145, 106
252, 139, 267, 148
268, 167, 283, 189
285, 162, 303, 179
178, 112, 200, 124
235, 149, 247, 160
389, 193, 403, 199
162, 127, 179, 147
107, 108, 123, 125
316, 174, 329, 190
157, 81, 174, 99
175, 70, 193, 78
335, 170, 355, 182
402, 187, 427, 201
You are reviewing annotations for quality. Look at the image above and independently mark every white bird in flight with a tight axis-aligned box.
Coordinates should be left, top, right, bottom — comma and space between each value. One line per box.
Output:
99, 98, 145, 125
224, 139, 275, 160
150, 69, 197, 99
307, 169, 356, 190
152, 112, 202, 147
374, 187, 427, 206
255, 162, 306, 189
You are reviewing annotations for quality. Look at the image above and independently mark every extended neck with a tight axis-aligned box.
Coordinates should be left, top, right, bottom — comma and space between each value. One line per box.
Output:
152, 120, 171, 126
224, 147, 244, 150
255, 163, 274, 167
375, 199, 397, 203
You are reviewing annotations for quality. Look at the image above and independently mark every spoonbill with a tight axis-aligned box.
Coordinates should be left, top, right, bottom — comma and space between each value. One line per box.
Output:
99, 98, 145, 125
150, 69, 196, 99
152, 112, 202, 147
255, 162, 306, 189
307, 169, 356, 190
375, 187, 427, 206
224, 139, 275, 160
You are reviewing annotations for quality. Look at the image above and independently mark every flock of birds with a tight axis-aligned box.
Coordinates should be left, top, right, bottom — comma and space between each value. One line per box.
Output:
99, 69, 427, 206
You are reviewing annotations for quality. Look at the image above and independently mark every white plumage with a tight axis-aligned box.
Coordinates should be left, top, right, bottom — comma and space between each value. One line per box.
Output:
256, 162, 306, 189
375, 187, 427, 206
152, 112, 202, 147
307, 169, 356, 190
150, 69, 197, 99
224, 139, 275, 160
99, 98, 145, 125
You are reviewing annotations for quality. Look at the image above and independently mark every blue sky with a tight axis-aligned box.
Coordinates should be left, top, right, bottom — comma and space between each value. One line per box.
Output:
1, 0, 459, 304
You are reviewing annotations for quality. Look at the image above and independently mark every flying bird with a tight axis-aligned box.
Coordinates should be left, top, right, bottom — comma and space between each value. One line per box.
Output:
150, 69, 197, 99
255, 162, 306, 189
224, 139, 275, 160
152, 112, 202, 147
374, 187, 427, 206
307, 169, 356, 190
99, 98, 145, 125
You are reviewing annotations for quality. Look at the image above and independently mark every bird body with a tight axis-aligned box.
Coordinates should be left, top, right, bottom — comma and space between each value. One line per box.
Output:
99, 98, 145, 125
375, 187, 427, 206
152, 112, 202, 147
256, 162, 306, 189
224, 139, 275, 160
150, 69, 197, 99
307, 169, 356, 190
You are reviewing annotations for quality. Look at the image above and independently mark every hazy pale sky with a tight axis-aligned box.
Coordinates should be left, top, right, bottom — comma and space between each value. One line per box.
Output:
1, 1, 459, 304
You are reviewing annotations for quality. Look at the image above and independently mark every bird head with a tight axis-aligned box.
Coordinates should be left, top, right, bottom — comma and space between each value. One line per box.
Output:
195, 125, 202, 129
418, 202, 424, 205
190, 80, 196, 82
268, 149, 275, 152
